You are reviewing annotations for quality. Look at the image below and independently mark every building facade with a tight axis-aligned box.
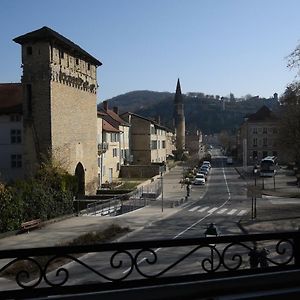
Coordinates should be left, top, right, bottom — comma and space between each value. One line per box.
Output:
121, 112, 169, 165
237, 105, 281, 165
13, 26, 102, 194
0, 83, 24, 181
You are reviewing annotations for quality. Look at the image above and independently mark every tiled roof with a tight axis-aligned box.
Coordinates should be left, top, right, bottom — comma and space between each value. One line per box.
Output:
14, 26, 102, 66
102, 119, 120, 133
0, 83, 22, 114
121, 111, 173, 132
105, 109, 130, 126
246, 105, 278, 122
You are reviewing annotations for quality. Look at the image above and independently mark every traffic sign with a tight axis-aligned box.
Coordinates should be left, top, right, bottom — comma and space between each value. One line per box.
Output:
247, 185, 262, 198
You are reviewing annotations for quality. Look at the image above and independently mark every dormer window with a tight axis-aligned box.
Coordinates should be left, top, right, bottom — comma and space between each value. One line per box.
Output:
87, 63, 90, 70
26, 46, 32, 55
76, 58, 79, 65
59, 50, 64, 59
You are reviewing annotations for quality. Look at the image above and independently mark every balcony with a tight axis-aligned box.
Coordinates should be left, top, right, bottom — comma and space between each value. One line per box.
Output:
98, 142, 108, 154
0, 231, 300, 299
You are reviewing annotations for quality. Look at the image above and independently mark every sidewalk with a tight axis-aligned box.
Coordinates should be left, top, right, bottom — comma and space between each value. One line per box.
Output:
0, 166, 186, 251
235, 164, 300, 234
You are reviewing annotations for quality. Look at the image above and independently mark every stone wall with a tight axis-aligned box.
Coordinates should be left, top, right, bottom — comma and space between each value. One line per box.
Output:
120, 165, 160, 178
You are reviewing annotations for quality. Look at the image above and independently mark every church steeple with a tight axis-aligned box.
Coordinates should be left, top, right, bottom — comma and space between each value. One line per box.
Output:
174, 78, 182, 103
173, 78, 185, 158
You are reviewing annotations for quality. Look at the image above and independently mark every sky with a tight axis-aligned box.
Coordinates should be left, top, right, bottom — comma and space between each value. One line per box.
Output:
1, 0, 300, 102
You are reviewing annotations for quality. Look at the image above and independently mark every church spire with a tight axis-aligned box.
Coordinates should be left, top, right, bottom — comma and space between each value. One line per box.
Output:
174, 78, 182, 103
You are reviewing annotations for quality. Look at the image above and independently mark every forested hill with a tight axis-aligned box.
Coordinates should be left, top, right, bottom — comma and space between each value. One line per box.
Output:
100, 91, 280, 134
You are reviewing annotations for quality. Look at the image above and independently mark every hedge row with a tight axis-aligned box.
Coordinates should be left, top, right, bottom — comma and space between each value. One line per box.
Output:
0, 166, 77, 233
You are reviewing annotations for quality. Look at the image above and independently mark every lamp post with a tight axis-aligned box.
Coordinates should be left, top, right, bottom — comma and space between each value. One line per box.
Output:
204, 223, 218, 271
160, 171, 164, 213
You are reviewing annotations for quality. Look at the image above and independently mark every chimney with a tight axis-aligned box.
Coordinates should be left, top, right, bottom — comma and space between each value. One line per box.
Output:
156, 115, 161, 124
113, 106, 119, 114
103, 100, 108, 111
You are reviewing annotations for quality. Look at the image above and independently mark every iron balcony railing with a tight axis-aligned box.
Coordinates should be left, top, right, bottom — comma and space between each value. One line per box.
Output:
0, 231, 299, 299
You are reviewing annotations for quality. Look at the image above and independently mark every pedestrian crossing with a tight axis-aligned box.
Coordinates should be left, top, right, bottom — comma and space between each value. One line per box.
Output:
188, 205, 247, 216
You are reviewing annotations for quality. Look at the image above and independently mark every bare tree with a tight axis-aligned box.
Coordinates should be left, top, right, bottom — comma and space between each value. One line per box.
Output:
278, 83, 300, 166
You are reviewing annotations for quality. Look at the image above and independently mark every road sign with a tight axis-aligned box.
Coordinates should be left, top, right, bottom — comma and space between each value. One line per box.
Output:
247, 185, 262, 198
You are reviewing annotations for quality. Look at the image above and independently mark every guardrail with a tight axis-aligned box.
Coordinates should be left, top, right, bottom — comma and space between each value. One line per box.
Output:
0, 231, 299, 299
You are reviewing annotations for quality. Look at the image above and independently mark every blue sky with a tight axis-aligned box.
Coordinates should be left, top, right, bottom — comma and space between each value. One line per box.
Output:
1, 0, 300, 102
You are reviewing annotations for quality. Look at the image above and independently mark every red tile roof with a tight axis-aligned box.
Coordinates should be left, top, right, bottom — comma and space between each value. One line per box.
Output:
0, 83, 22, 114
102, 119, 120, 132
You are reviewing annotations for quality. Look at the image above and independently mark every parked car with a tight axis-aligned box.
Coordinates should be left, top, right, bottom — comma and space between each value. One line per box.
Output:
198, 169, 208, 179
226, 157, 233, 165
202, 161, 211, 169
193, 173, 206, 185
200, 165, 210, 173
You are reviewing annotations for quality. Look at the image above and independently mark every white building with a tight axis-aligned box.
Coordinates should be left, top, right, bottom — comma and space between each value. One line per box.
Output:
0, 83, 24, 181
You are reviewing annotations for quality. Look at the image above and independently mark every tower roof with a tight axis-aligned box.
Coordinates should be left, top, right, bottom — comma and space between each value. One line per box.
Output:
13, 26, 102, 66
174, 78, 183, 103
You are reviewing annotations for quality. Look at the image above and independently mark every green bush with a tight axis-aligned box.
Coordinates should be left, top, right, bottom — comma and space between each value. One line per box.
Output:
0, 183, 23, 232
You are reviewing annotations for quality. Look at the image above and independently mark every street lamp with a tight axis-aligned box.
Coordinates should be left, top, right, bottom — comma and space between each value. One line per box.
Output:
204, 223, 218, 271
253, 165, 258, 187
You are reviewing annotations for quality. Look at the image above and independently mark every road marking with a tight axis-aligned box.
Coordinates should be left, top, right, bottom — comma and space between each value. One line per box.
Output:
189, 206, 200, 212
237, 209, 247, 216
227, 209, 237, 215
207, 207, 218, 214
198, 206, 209, 212
124, 158, 232, 275
217, 208, 227, 214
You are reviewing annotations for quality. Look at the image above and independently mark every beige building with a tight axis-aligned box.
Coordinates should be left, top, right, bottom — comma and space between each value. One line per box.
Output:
13, 26, 102, 195
237, 105, 281, 165
96, 102, 130, 186
121, 112, 170, 165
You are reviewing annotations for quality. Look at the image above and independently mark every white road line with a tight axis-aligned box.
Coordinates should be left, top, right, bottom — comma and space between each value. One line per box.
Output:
217, 208, 227, 214
198, 206, 209, 212
237, 209, 247, 216
207, 207, 218, 214
124, 160, 232, 275
189, 206, 200, 212
227, 209, 237, 215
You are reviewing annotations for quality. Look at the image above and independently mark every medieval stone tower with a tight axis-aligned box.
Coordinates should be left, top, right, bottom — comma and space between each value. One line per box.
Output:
173, 78, 185, 157
13, 26, 102, 195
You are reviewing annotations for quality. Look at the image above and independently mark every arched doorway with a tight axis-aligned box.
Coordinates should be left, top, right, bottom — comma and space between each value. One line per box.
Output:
75, 162, 85, 197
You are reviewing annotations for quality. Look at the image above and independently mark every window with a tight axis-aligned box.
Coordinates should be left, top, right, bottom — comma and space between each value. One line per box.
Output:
87, 63, 90, 70
252, 128, 258, 134
102, 165, 106, 176
162, 141, 166, 149
11, 154, 22, 168
111, 133, 119, 142
263, 128, 267, 134
150, 126, 156, 135
263, 137, 268, 146
76, 58, 79, 65
10, 114, 21, 122
273, 151, 278, 157
158, 140, 160, 149
116, 163, 120, 171
151, 140, 157, 149
113, 148, 118, 157
11, 129, 22, 144
253, 138, 258, 147
273, 128, 278, 134
263, 151, 268, 158
59, 50, 64, 59
98, 157, 101, 167
26, 46, 32, 55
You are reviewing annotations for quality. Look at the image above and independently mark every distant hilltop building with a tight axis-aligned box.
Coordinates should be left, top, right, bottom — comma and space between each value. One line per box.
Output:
173, 78, 185, 158
13, 26, 102, 195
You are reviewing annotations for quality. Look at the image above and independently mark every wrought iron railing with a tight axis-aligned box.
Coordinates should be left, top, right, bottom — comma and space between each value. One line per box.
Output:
0, 231, 299, 299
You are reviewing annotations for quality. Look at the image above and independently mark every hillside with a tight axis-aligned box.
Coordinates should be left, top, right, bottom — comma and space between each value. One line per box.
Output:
99, 91, 280, 134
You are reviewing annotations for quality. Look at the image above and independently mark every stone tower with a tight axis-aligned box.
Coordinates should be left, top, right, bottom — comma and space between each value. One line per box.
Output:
13, 26, 102, 195
173, 78, 185, 156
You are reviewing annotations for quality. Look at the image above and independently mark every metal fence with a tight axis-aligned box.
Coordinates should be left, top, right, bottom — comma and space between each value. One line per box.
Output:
0, 231, 299, 299
85, 179, 162, 216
